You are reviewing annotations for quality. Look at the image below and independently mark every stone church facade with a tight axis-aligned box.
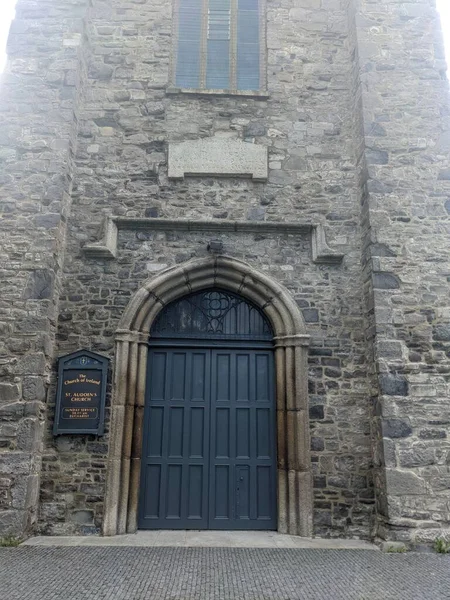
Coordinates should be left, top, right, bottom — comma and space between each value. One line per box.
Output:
0, 0, 449, 545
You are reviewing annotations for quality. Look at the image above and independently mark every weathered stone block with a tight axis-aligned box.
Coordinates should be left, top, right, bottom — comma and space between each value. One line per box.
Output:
0, 508, 28, 537
80, 483, 104, 496
379, 375, 408, 397
0, 384, 20, 404
309, 405, 324, 420
22, 377, 46, 402
88, 62, 113, 80
16, 418, 44, 453
16, 354, 46, 376
376, 341, 403, 360
366, 149, 389, 165
0, 453, 32, 476
418, 429, 446, 440
71, 510, 94, 525
311, 437, 324, 451
437, 169, 450, 180
385, 470, 426, 496
34, 214, 60, 229
22, 269, 54, 300
433, 325, 450, 342
373, 273, 400, 290
302, 308, 319, 323
382, 419, 412, 439
244, 122, 266, 137
399, 446, 435, 468
39, 503, 66, 521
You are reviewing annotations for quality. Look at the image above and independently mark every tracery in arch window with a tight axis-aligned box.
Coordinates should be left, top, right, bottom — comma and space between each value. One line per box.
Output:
151, 289, 273, 340
171, 0, 266, 94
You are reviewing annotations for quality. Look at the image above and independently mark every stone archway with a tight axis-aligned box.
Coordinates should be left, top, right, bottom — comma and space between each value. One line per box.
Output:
103, 256, 313, 537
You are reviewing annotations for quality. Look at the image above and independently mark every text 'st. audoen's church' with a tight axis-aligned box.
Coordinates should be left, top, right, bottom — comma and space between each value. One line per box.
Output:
0, 0, 449, 547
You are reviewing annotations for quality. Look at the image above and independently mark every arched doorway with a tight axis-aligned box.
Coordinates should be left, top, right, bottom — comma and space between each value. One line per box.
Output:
139, 289, 277, 530
103, 256, 313, 537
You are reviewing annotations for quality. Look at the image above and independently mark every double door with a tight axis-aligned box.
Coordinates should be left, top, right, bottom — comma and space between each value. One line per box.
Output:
138, 345, 277, 530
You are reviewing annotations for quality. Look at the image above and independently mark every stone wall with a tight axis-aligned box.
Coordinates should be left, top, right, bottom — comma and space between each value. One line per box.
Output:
351, 0, 450, 543
0, 0, 88, 536
0, 0, 448, 543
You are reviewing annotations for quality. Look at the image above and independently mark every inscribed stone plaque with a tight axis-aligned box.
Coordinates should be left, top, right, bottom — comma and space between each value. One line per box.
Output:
168, 138, 268, 181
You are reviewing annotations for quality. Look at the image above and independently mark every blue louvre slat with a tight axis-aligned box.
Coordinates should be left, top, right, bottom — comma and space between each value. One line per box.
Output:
238, 0, 258, 9
176, 39, 201, 88
181, 0, 203, 7
237, 12, 259, 44
237, 43, 259, 90
179, 12, 202, 40
177, 0, 202, 88
209, 0, 231, 9
208, 4, 230, 41
206, 39, 230, 89
236, 4, 259, 91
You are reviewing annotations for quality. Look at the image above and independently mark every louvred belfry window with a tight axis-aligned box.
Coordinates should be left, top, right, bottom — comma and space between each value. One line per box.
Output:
172, 0, 265, 93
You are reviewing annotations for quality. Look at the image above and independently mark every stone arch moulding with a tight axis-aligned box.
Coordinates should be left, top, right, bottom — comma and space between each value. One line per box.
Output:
103, 256, 313, 537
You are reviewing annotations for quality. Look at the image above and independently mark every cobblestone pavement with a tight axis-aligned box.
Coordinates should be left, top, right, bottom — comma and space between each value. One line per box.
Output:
1, 547, 449, 599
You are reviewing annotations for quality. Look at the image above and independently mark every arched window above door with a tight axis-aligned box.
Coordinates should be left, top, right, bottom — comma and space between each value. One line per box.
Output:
151, 289, 273, 340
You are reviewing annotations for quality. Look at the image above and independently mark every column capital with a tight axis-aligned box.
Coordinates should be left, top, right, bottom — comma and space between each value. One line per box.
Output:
116, 330, 148, 344
273, 334, 310, 348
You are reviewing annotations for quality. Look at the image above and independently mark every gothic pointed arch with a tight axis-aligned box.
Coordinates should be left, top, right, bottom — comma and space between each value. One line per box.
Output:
103, 256, 313, 537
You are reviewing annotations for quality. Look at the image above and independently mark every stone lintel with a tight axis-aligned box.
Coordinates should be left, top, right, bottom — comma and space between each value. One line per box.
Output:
82, 217, 344, 265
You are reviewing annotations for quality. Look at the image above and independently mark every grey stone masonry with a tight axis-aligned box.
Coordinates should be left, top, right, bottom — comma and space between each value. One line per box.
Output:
351, 0, 450, 543
0, 0, 448, 545
0, 0, 88, 536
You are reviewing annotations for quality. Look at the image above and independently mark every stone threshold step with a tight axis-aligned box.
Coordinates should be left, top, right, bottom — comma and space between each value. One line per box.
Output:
23, 531, 378, 550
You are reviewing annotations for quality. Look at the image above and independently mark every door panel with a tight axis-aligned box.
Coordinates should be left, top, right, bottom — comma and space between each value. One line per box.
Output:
209, 349, 277, 530
139, 346, 276, 530
138, 349, 210, 529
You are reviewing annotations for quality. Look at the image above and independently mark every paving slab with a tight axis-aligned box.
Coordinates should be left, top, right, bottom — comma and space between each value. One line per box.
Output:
23, 530, 377, 549
1, 546, 449, 599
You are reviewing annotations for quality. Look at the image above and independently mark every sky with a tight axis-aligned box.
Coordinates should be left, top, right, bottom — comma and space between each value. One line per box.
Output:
0, 0, 449, 73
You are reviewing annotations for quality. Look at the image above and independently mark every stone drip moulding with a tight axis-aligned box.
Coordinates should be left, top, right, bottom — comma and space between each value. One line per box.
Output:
83, 217, 345, 265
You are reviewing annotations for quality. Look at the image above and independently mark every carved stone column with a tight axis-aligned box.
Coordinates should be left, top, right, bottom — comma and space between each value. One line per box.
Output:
275, 335, 312, 537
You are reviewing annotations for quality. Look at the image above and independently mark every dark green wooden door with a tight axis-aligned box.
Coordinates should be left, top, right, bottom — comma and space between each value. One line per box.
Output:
138, 346, 277, 530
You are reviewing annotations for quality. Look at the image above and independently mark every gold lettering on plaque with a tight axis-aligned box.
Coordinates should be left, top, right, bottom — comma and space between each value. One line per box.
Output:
62, 407, 99, 420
